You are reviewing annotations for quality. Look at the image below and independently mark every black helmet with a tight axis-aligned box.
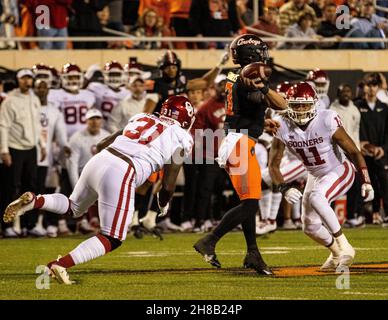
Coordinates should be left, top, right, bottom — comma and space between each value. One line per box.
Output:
230, 34, 269, 67
158, 50, 181, 71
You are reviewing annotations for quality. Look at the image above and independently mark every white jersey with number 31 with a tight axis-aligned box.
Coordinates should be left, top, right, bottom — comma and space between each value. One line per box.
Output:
276, 109, 346, 177
110, 113, 193, 186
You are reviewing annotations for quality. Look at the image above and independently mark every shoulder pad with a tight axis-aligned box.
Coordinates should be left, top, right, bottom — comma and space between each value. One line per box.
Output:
227, 72, 239, 83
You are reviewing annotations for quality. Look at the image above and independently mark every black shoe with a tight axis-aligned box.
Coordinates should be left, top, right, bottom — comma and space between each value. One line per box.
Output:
131, 226, 144, 239
193, 237, 221, 268
243, 250, 273, 275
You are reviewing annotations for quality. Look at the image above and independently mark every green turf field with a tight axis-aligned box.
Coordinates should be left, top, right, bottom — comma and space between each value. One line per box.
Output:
1, 226, 388, 300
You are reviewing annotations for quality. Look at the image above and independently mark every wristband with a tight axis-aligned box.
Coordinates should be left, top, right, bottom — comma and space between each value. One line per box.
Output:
272, 183, 290, 194
360, 167, 371, 184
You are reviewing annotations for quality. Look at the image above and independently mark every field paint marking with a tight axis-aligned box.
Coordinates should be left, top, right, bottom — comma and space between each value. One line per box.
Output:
342, 291, 388, 297
118, 250, 289, 258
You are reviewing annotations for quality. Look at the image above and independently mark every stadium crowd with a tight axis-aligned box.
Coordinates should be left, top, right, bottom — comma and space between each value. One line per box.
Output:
0, 47, 388, 239
0, 0, 388, 49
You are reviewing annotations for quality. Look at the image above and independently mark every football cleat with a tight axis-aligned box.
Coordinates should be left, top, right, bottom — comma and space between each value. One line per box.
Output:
3, 192, 35, 223
58, 220, 72, 236
337, 245, 355, 269
140, 210, 163, 240
282, 219, 297, 230
320, 253, 339, 271
193, 238, 221, 268
3, 227, 20, 238
243, 250, 273, 275
335, 234, 356, 270
49, 264, 74, 285
46, 225, 58, 238
28, 225, 47, 237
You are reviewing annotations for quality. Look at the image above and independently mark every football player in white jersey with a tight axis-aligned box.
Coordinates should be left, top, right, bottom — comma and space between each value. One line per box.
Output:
87, 61, 130, 128
48, 63, 96, 139
257, 82, 307, 235
306, 68, 330, 110
3, 95, 194, 284
269, 82, 374, 271
35, 79, 68, 237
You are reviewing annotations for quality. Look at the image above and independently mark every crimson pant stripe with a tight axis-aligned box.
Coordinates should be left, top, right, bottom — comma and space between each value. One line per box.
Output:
283, 163, 304, 179
110, 166, 132, 238
325, 161, 350, 200
328, 168, 355, 203
118, 169, 135, 240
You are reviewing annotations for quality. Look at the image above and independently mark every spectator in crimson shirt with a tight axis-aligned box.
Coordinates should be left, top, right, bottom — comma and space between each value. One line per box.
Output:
29, 0, 72, 50
190, 74, 227, 231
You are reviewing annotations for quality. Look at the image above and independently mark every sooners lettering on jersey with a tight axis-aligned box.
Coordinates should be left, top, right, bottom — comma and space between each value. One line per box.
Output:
110, 113, 193, 186
276, 109, 345, 177
48, 88, 96, 138
87, 82, 130, 121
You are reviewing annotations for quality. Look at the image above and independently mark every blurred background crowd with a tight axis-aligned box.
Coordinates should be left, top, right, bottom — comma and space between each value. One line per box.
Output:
1, 0, 388, 50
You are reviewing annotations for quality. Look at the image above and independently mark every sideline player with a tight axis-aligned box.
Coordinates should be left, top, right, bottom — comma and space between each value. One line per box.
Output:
306, 68, 330, 109
269, 82, 374, 270
257, 82, 307, 235
87, 61, 130, 129
49, 63, 96, 139
3, 96, 194, 284
193, 34, 287, 275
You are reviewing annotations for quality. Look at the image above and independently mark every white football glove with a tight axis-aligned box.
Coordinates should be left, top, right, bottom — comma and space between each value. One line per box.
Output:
361, 183, 374, 202
157, 193, 169, 217
284, 188, 303, 204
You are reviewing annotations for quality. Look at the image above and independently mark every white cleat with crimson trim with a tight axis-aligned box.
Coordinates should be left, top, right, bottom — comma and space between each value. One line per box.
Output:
3, 192, 35, 223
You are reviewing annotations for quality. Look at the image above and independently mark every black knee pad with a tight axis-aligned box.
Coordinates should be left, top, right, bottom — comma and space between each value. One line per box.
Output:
241, 198, 259, 213
100, 234, 122, 251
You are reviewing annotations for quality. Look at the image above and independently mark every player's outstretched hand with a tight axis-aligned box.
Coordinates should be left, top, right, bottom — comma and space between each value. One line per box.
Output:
264, 118, 280, 136
361, 183, 374, 202
218, 48, 230, 67
241, 76, 265, 90
284, 188, 303, 204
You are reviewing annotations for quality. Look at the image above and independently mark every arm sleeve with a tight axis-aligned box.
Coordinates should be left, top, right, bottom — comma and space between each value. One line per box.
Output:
324, 110, 343, 138
0, 99, 12, 154
67, 137, 81, 189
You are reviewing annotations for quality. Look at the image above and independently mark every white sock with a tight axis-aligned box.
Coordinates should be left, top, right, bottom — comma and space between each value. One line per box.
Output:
309, 191, 341, 234
304, 223, 333, 246
328, 238, 341, 257
269, 192, 282, 220
39, 194, 70, 215
335, 234, 351, 250
259, 189, 272, 220
70, 235, 108, 265
292, 200, 301, 220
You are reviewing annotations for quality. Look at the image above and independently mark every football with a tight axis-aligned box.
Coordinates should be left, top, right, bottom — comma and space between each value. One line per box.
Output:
241, 62, 272, 81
